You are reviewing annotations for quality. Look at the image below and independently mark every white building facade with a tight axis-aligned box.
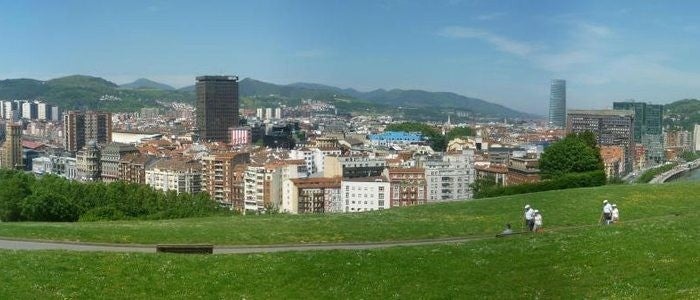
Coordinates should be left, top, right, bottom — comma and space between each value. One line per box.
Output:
341, 177, 391, 213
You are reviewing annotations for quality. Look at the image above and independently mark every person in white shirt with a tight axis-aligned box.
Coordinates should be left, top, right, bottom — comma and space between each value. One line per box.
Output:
611, 204, 619, 223
533, 210, 543, 232
524, 204, 535, 231
601, 200, 613, 225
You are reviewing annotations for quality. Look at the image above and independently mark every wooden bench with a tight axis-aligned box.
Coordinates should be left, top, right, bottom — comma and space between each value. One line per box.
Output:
156, 244, 214, 254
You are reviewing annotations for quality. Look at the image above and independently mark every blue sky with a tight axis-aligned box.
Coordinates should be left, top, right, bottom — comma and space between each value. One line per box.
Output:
2, 0, 700, 114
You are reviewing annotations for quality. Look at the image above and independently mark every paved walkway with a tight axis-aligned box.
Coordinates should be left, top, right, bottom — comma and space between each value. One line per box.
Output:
0, 235, 494, 254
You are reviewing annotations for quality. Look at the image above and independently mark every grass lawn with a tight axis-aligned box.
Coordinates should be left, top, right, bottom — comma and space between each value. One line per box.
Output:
0, 182, 698, 245
2, 211, 699, 299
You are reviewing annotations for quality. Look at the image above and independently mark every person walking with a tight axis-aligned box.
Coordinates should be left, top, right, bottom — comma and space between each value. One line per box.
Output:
524, 204, 535, 231
533, 210, 543, 232
611, 204, 620, 223
601, 200, 613, 225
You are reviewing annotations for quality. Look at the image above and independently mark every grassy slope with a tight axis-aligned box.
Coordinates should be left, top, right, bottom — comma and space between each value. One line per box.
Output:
2, 213, 699, 299
0, 182, 698, 245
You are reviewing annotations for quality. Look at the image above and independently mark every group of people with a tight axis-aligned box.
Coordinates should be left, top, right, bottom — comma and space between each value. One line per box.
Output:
601, 200, 620, 225
500, 201, 621, 236
523, 204, 544, 232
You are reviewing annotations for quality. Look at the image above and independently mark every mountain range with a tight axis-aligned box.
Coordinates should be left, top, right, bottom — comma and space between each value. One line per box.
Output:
0, 75, 536, 119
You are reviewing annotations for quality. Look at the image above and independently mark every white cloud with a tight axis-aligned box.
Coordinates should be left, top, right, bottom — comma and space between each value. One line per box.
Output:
437, 26, 535, 56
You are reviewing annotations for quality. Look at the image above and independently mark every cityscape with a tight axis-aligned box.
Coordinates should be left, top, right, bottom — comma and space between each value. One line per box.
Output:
1, 1, 700, 298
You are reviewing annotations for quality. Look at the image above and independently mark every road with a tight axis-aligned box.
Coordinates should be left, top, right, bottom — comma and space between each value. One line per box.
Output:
0, 236, 494, 254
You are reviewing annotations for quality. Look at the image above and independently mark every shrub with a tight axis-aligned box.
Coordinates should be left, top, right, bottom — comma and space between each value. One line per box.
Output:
20, 194, 79, 222
475, 170, 606, 198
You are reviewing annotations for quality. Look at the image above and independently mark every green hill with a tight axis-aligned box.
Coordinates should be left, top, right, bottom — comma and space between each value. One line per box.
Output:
119, 78, 175, 90
1, 182, 699, 298
664, 99, 700, 131
0, 75, 193, 112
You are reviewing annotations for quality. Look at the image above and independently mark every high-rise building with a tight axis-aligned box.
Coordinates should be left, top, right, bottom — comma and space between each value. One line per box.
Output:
612, 102, 663, 141
0, 122, 24, 170
64, 111, 112, 153
2, 101, 19, 120
613, 102, 664, 164
195, 76, 239, 142
50, 106, 61, 121
21, 102, 38, 120
38, 103, 50, 120
548, 79, 566, 128
567, 109, 635, 174
694, 124, 700, 152
274, 107, 282, 119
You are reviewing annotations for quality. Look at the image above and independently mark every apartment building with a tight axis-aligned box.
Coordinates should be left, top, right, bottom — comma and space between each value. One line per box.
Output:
145, 159, 202, 195
341, 176, 391, 213
386, 168, 427, 207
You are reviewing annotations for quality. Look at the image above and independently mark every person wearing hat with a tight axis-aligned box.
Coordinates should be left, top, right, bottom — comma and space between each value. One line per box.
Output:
601, 200, 613, 225
533, 210, 543, 232
524, 204, 535, 231
611, 204, 620, 223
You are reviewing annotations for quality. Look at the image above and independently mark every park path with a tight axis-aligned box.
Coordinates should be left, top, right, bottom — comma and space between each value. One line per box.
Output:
0, 235, 492, 254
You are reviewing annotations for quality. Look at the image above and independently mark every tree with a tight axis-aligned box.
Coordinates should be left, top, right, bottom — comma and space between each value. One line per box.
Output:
445, 126, 476, 142
469, 175, 499, 198
0, 175, 32, 221
21, 193, 79, 222
539, 135, 604, 179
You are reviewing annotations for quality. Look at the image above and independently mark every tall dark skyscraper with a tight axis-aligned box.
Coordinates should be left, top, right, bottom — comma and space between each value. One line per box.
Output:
196, 76, 239, 142
548, 79, 566, 128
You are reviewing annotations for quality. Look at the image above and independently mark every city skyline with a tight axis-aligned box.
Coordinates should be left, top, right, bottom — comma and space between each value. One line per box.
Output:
3, 1, 700, 114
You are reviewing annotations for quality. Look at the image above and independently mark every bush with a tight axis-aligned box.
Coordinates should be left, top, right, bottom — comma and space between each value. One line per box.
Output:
0, 169, 225, 222
20, 194, 79, 222
475, 170, 606, 198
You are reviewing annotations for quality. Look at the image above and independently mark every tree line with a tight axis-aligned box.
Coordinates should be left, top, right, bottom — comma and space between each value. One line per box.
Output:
0, 170, 224, 222
472, 132, 607, 198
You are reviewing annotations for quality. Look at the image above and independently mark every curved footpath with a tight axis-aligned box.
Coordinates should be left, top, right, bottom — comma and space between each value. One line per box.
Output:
0, 236, 490, 254
0, 213, 685, 254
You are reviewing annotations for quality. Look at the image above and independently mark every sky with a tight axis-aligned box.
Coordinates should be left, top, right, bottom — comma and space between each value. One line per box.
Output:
2, 0, 700, 115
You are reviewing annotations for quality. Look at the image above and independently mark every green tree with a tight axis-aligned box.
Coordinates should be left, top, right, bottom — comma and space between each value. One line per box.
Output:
0, 174, 32, 221
21, 193, 79, 222
470, 175, 499, 198
445, 126, 475, 142
539, 135, 604, 179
